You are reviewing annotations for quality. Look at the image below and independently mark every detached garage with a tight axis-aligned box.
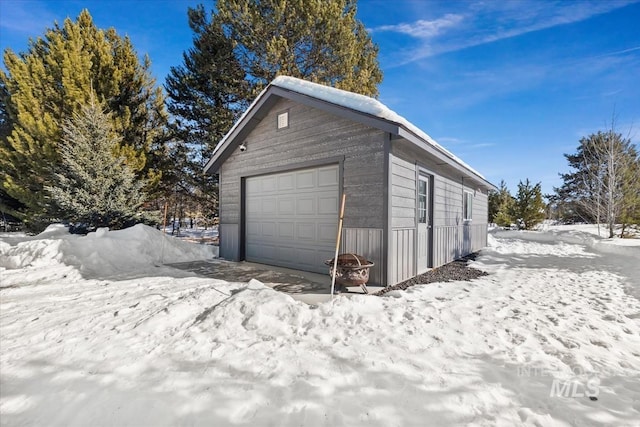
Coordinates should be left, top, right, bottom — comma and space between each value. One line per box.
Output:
204, 76, 496, 287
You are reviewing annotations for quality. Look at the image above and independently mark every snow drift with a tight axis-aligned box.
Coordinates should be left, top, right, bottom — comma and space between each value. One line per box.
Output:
0, 224, 217, 281
491, 228, 640, 258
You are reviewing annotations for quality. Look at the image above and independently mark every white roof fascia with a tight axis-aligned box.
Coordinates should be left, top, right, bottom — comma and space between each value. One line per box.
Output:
397, 127, 496, 190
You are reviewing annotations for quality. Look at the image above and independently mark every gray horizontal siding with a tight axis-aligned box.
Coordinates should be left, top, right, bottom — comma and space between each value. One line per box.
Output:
219, 98, 386, 229
474, 191, 489, 223
390, 154, 416, 229
341, 228, 384, 286
433, 176, 465, 227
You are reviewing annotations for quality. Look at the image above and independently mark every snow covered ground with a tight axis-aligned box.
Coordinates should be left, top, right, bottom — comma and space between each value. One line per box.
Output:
1, 225, 639, 426
541, 223, 640, 244
162, 224, 219, 245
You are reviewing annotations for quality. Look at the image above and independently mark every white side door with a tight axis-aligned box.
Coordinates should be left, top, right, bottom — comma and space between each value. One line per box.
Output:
417, 175, 430, 273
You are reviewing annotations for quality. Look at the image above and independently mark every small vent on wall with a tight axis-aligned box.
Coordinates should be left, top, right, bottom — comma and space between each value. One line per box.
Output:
277, 111, 289, 129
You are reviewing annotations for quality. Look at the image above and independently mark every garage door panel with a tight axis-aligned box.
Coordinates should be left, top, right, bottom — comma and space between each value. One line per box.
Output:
246, 179, 261, 193
275, 246, 295, 261
296, 223, 316, 240
246, 198, 259, 214
297, 248, 318, 266
317, 223, 338, 242
278, 174, 294, 191
318, 166, 339, 187
261, 198, 276, 215
245, 164, 339, 273
277, 222, 295, 239
296, 197, 315, 215
296, 170, 315, 189
317, 248, 335, 263
262, 176, 277, 192
278, 198, 295, 215
261, 222, 276, 237
247, 243, 274, 260
318, 195, 338, 215
246, 222, 260, 237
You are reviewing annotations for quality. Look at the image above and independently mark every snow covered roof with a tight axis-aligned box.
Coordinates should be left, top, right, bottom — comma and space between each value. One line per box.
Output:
205, 76, 492, 187
271, 76, 485, 180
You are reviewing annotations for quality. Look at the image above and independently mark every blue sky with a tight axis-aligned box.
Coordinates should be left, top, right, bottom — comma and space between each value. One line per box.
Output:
1, 0, 639, 194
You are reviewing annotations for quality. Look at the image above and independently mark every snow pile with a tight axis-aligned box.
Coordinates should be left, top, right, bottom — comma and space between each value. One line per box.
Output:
544, 223, 640, 240
192, 279, 311, 342
491, 227, 640, 259
2, 228, 640, 425
0, 224, 217, 282
487, 233, 597, 258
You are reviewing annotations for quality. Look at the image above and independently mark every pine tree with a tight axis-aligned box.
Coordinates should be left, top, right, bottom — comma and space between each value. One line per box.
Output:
0, 10, 167, 230
217, 0, 383, 97
165, 5, 249, 219
555, 130, 640, 237
488, 180, 515, 227
513, 179, 546, 230
46, 99, 146, 230
619, 149, 640, 236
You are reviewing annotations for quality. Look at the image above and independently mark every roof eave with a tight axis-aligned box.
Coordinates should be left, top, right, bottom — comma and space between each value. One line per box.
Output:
204, 88, 281, 175
396, 127, 497, 191
205, 80, 497, 192
204, 84, 401, 174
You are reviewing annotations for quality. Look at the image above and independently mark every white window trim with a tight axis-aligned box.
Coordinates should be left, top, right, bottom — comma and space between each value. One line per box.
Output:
463, 191, 473, 221
418, 177, 428, 224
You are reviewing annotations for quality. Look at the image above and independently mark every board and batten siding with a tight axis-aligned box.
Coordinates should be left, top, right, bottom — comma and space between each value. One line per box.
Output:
391, 141, 490, 273
341, 228, 384, 285
218, 97, 386, 270
432, 175, 489, 267
389, 154, 417, 284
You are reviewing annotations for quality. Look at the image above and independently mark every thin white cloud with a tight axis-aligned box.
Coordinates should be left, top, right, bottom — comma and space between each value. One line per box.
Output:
434, 137, 497, 150
372, 13, 463, 38
468, 142, 497, 149
436, 136, 463, 144
591, 45, 640, 58
372, 0, 639, 65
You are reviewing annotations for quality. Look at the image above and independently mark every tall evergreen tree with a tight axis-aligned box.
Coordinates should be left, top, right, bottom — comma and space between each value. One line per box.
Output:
488, 180, 515, 227
513, 179, 546, 230
217, 0, 383, 97
165, 5, 249, 219
619, 150, 640, 236
0, 10, 167, 230
46, 98, 146, 230
0, 80, 10, 142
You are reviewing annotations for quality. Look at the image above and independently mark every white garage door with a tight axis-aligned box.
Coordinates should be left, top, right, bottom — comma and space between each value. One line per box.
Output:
245, 164, 339, 273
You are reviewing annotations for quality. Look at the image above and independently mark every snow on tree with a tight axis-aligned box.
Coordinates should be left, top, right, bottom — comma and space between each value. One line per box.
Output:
46, 98, 146, 231
216, 0, 383, 97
